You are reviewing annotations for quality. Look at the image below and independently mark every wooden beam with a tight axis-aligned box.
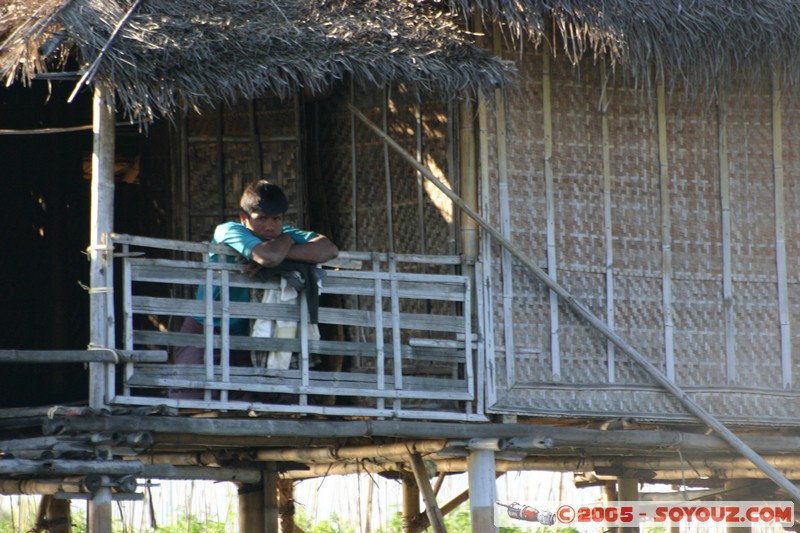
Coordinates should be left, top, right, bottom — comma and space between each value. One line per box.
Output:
57, 415, 800, 454
408, 453, 446, 533
0, 349, 167, 364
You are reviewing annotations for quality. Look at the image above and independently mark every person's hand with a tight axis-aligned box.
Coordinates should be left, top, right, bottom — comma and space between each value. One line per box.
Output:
241, 260, 263, 278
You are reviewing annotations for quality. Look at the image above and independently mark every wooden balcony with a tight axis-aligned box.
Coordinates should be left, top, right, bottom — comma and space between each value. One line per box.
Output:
106, 234, 486, 421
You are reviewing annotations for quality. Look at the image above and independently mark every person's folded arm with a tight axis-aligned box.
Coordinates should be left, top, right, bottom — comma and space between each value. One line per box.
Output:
248, 234, 338, 271
285, 235, 338, 264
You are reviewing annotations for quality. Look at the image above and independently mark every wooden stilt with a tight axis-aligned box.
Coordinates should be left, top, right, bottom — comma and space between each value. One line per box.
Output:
617, 478, 638, 533
238, 472, 277, 533
88, 476, 113, 533
45, 497, 71, 533
88, 82, 116, 411
278, 479, 295, 533
402, 474, 422, 533
468, 449, 498, 533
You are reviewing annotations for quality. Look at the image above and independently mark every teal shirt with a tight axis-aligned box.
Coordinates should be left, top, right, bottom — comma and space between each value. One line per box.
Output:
196, 221, 318, 334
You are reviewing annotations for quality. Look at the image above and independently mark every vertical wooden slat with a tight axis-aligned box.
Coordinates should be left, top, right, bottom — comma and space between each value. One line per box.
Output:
204, 263, 214, 402
493, 27, 515, 389
219, 270, 230, 404
657, 78, 675, 381
542, 46, 560, 379
465, 263, 476, 415
718, 86, 736, 383
373, 255, 386, 412
122, 247, 133, 396
389, 255, 403, 413
772, 68, 792, 387
601, 62, 616, 383
299, 290, 310, 407
105, 236, 116, 403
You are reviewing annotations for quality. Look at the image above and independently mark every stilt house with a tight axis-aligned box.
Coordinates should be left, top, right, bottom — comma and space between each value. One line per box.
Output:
3, 0, 800, 531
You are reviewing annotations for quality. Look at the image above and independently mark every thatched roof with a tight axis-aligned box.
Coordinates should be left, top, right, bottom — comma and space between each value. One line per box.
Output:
4, 1, 800, 123
453, 0, 800, 92
0, 0, 515, 123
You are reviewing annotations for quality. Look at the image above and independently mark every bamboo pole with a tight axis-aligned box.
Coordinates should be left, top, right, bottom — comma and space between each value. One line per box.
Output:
493, 25, 515, 390
718, 85, 736, 383
88, 83, 116, 410
542, 44, 561, 380
60, 414, 800, 454
0, 350, 166, 363
408, 453, 446, 533
601, 62, 616, 383
657, 77, 675, 381
346, 103, 800, 503
459, 98, 477, 266
88, 83, 116, 533
772, 67, 792, 387
468, 449, 497, 532
254, 440, 448, 463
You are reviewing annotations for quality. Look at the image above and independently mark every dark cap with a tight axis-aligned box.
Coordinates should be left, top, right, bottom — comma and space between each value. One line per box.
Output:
240, 180, 289, 215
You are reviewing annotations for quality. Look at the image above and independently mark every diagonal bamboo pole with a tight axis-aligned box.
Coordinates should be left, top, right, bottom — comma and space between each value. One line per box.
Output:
346, 103, 800, 504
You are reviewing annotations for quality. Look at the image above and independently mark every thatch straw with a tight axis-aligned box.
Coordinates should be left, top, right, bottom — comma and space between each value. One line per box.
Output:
450, 0, 800, 93
4, 1, 800, 122
0, 0, 515, 123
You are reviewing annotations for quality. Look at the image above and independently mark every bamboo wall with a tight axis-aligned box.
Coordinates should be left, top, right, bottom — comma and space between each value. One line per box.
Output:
486, 43, 800, 426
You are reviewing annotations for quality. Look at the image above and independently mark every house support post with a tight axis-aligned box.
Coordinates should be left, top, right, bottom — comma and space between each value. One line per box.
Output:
468, 449, 498, 532
88, 83, 115, 410
35, 495, 71, 533
88, 476, 113, 533
402, 474, 422, 533
238, 471, 277, 533
617, 478, 638, 533
278, 479, 295, 533
88, 83, 115, 533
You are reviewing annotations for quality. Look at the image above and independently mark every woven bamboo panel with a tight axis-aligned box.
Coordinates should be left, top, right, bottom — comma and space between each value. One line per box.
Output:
222, 142, 256, 210
487, 47, 800, 422
316, 84, 454, 258
186, 143, 218, 213
666, 100, 723, 277
550, 54, 606, 272
732, 281, 781, 387
672, 279, 726, 385
490, 385, 800, 425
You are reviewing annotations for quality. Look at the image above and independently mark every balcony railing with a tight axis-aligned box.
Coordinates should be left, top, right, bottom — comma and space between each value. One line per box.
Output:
107, 234, 486, 421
